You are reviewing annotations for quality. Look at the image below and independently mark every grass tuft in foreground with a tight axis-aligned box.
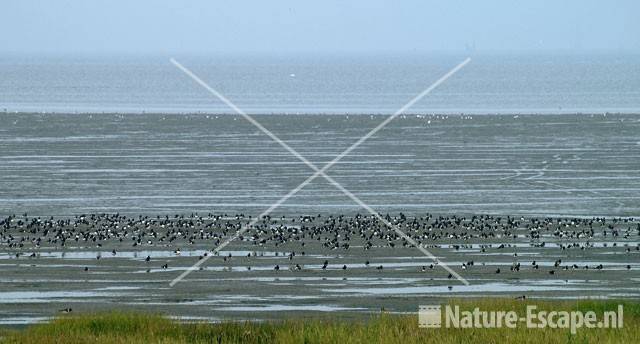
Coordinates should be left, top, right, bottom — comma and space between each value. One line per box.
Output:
1, 299, 638, 343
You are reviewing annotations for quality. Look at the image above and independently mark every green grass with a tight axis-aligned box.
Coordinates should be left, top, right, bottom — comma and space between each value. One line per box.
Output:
1, 299, 638, 344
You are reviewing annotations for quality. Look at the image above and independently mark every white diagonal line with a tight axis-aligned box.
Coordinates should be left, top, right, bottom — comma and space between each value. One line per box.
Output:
170, 58, 318, 167
169, 57, 470, 286
327, 58, 470, 167
319, 173, 469, 284
169, 169, 325, 286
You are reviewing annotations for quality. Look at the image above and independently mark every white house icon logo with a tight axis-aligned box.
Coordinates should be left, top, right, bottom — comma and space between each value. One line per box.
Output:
419, 305, 442, 328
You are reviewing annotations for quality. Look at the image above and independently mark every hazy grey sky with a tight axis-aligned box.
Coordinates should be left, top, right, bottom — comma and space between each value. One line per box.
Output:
2, 0, 639, 54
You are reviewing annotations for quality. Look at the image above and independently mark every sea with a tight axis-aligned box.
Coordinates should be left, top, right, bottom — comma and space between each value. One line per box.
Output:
1, 53, 639, 217
2, 53, 639, 115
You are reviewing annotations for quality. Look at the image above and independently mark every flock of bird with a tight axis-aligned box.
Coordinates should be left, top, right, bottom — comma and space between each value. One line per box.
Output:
2, 212, 638, 277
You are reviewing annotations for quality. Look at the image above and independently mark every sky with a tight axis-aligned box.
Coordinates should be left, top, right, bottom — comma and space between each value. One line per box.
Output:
1, 0, 639, 55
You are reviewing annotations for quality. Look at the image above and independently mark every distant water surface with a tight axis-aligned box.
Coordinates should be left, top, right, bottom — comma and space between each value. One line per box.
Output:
1, 53, 639, 114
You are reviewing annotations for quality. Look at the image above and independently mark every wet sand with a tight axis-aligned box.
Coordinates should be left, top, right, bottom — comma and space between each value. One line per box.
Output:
2, 113, 640, 217
1, 213, 638, 325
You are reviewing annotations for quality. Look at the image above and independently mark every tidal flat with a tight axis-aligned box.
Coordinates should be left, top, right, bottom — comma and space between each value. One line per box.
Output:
1, 213, 638, 325
1, 113, 639, 325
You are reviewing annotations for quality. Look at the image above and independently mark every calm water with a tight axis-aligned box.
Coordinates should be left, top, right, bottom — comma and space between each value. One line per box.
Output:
1, 53, 639, 114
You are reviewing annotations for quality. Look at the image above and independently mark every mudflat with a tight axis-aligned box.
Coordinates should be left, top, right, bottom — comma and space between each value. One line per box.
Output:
1, 213, 638, 325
